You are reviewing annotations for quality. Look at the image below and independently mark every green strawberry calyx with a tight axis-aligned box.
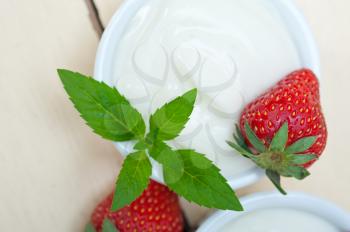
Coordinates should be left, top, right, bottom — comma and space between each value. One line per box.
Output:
227, 121, 318, 195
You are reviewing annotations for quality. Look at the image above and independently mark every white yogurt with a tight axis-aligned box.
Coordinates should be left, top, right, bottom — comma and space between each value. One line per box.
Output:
112, 0, 301, 178
220, 208, 339, 232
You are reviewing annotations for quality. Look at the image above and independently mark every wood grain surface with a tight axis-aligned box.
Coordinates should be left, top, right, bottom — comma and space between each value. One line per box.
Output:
0, 0, 349, 231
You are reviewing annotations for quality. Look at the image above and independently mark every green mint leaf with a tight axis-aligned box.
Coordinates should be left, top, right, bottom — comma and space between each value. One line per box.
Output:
58, 69, 145, 141
84, 223, 96, 232
288, 154, 318, 165
112, 151, 151, 211
266, 169, 287, 195
149, 141, 184, 184
149, 89, 197, 141
102, 219, 119, 232
269, 122, 288, 152
285, 136, 318, 153
164, 150, 243, 211
244, 121, 266, 153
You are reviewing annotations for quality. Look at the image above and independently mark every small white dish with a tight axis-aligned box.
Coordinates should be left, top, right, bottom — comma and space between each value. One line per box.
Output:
94, 0, 320, 189
197, 192, 350, 232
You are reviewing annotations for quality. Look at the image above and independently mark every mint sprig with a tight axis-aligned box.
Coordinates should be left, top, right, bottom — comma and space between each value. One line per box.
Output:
58, 69, 242, 211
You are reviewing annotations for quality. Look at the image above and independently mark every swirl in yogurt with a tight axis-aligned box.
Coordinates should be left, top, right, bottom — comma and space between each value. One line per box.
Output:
113, 0, 301, 179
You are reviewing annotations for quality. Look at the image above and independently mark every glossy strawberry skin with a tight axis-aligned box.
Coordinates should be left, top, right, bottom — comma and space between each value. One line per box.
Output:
239, 69, 327, 168
91, 180, 184, 232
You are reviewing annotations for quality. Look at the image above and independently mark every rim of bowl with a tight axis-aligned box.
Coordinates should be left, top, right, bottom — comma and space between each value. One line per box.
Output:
94, 0, 320, 190
197, 192, 350, 231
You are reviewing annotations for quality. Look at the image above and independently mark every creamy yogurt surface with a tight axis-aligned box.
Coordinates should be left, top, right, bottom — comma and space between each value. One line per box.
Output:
220, 208, 339, 232
112, 0, 301, 178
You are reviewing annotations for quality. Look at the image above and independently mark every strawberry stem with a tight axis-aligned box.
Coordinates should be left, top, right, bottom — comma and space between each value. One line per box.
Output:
227, 121, 319, 195
266, 170, 287, 195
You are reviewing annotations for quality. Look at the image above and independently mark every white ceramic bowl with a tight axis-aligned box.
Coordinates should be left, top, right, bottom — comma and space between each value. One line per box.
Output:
197, 192, 350, 231
94, 0, 320, 189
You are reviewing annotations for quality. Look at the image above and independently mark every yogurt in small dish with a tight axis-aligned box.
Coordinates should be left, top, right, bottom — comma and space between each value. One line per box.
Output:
221, 208, 338, 232
95, 0, 320, 188
197, 192, 350, 232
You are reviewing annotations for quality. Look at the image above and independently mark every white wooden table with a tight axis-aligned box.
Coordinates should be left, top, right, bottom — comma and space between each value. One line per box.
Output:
0, 0, 349, 231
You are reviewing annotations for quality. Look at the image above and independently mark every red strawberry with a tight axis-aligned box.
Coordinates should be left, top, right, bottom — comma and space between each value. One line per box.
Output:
90, 180, 184, 232
228, 69, 327, 194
